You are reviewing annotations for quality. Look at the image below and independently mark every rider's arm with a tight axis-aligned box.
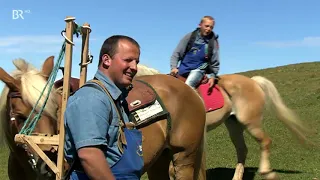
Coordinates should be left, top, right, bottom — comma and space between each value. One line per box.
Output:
65, 91, 115, 180
170, 32, 192, 69
207, 38, 220, 78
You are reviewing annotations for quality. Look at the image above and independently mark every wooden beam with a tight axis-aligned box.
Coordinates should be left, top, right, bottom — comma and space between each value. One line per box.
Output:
16, 135, 60, 176
79, 22, 91, 87
56, 16, 75, 180
15, 134, 59, 146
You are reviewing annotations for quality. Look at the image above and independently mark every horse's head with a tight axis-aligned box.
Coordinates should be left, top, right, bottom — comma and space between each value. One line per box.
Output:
0, 56, 58, 139
0, 56, 60, 178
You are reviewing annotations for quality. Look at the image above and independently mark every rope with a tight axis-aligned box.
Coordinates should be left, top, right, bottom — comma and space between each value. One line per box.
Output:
19, 23, 83, 135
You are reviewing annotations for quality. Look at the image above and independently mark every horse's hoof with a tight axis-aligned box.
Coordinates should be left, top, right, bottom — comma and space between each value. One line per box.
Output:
232, 163, 244, 180
261, 171, 279, 180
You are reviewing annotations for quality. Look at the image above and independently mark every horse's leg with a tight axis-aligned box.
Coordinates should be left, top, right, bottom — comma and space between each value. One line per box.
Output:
140, 119, 168, 175
170, 121, 206, 180
218, 75, 278, 180
169, 101, 206, 180
246, 123, 278, 179
171, 141, 205, 180
224, 115, 248, 180
147, 149, 172, 180
236, 113, 279, 180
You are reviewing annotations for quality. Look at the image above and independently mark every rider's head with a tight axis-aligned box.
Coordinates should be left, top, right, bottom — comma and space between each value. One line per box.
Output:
98, 35, 140, 88
198, 16, 215, 37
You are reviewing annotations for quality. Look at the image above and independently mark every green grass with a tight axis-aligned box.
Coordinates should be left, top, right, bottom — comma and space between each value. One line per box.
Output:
0, 147, 8, 180
1, 62, 319, 180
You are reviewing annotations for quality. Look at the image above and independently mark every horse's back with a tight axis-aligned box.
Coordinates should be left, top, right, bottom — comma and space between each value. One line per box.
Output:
135, 74, 206, 138
135, 74, 205, 114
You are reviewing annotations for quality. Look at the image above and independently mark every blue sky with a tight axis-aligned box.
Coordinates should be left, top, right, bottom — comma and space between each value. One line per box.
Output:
1, 0, 319, 91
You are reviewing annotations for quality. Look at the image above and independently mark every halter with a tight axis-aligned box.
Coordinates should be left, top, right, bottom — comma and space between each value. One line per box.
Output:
6, 90, 55, 178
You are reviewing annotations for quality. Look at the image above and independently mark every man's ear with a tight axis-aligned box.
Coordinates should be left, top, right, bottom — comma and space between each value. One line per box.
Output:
101, 54, 112, 68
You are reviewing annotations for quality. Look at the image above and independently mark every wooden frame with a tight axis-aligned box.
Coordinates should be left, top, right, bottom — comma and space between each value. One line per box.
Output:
13, 16, 92, 180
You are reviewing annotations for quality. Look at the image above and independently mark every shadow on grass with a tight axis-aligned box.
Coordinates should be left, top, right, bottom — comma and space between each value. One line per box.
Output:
206, 167, 303, 180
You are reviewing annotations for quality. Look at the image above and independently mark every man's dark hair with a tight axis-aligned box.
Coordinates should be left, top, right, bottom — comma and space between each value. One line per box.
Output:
98, 35, 140, 66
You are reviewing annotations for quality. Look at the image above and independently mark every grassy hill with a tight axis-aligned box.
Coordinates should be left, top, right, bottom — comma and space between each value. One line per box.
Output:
0, 62, 319, 180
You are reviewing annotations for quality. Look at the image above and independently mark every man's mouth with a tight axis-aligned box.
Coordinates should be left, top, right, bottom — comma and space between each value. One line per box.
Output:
125, 72, 134, 79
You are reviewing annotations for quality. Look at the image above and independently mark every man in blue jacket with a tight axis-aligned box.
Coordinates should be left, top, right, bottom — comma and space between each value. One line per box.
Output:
170, 15, 220, 89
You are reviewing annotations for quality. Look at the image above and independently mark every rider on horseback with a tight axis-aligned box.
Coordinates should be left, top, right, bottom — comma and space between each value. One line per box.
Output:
170, 15, 220, 89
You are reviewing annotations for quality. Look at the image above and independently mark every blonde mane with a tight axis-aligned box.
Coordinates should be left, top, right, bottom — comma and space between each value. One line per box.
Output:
136, 64, 161, 77
0, 58, 59, 127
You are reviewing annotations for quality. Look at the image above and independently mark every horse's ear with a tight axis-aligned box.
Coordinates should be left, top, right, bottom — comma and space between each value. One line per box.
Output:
42, 56, 54, 79
0, 67, 20, 91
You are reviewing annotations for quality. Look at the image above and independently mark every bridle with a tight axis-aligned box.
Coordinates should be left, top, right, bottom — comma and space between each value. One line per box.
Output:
7, 91, 22, 122
6, 90, 55, 179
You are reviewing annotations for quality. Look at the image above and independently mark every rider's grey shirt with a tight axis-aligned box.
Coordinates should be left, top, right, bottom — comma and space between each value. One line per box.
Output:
170, 30, 220, 78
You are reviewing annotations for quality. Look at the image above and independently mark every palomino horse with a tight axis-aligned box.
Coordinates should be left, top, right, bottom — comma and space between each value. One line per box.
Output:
136, 64, 310, 180
0, 56, 207, 180
0, 57, 59, 180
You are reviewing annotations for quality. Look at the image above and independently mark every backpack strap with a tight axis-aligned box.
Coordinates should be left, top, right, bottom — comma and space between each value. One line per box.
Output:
206, 36, 214, 60
206, 31, 219, 61
88, 79, 128, 151
183, 28, 198, 59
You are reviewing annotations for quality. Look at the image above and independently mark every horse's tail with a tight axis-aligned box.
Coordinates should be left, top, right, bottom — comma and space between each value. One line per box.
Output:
251, 76, 310, 145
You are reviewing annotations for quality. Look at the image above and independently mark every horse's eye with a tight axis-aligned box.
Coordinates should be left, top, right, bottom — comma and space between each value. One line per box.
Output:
16, 114, 27, 122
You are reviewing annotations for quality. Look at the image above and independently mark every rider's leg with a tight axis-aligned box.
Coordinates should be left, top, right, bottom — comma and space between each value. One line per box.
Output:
185, 69, 205, 89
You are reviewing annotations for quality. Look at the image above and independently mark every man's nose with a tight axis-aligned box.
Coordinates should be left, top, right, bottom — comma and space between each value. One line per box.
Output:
130, 62, 137, 72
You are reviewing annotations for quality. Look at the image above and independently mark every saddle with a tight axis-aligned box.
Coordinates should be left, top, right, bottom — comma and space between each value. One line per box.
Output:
126, 80, 156, 112
54, 77, 80, 93
169, 73, 225, 112
54, 78, 168, 128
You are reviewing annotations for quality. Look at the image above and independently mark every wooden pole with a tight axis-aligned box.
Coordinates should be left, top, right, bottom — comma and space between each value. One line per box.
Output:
79, 23, 91, 87
56, 16, 75, 180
